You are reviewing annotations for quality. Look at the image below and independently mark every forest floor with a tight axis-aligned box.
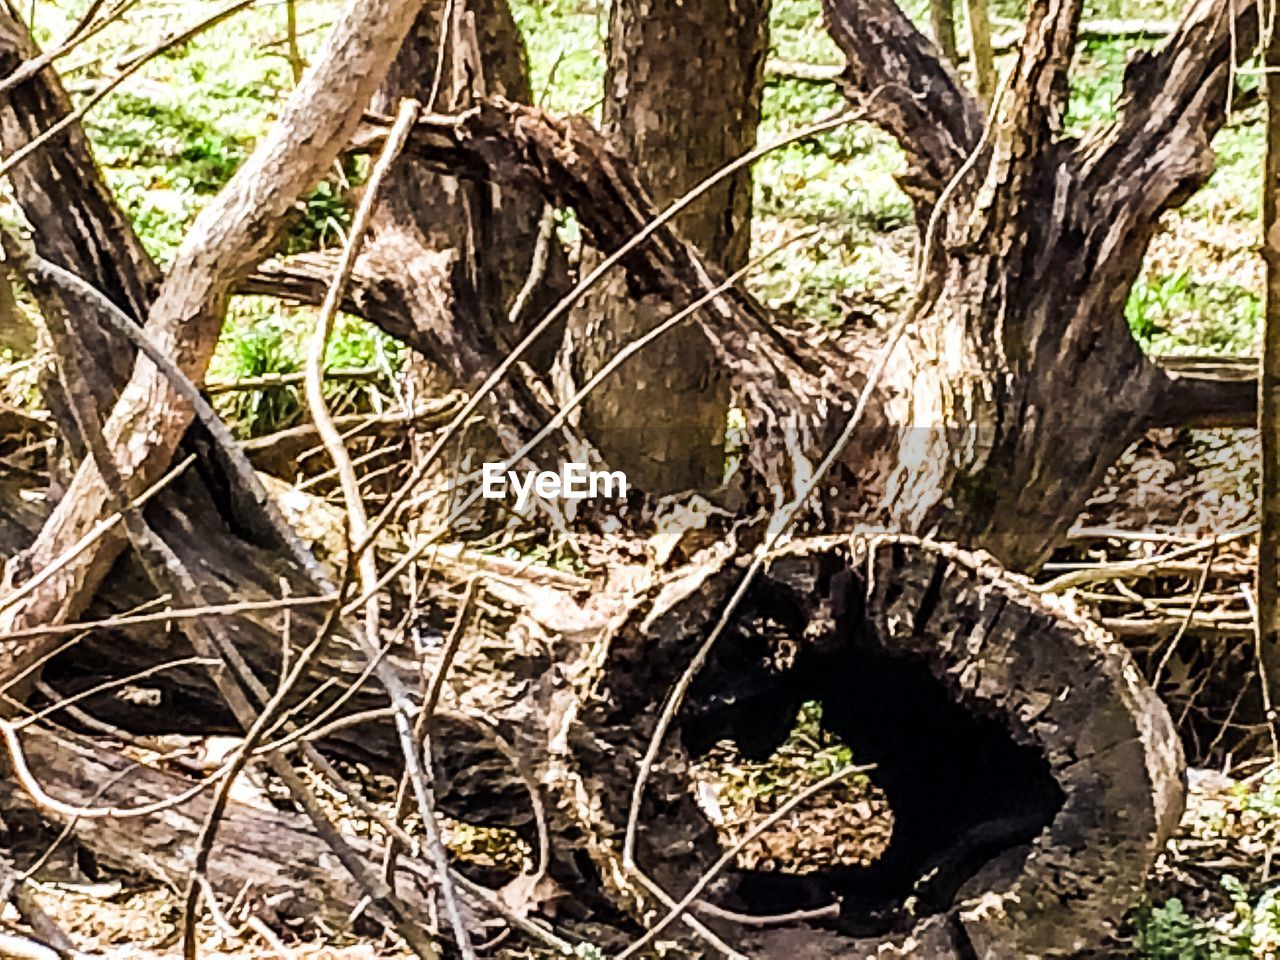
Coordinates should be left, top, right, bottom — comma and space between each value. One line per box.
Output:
1, 0, 1278, 956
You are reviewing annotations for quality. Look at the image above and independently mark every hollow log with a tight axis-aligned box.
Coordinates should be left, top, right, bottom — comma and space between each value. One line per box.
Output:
9, 498, 1183, 954
528, 536, 1184, 957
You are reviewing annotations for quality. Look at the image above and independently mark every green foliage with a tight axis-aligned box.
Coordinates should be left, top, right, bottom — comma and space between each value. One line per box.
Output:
1186, 122, 1265, 225
211, 301, 403, 438
214, 313, 303, 438
1133, 899, 1230, 959
755, 0, 914, 326
1063, 39, 1136, 135
1126, 269, 1261, 355
769, 0, 844, 67
499, 539, 589, 577
1132, 885, 1280, 959
509, 0, 605, 114
283, 179, 356, 255
703, 701, 862, 809
87, 94, 248, 192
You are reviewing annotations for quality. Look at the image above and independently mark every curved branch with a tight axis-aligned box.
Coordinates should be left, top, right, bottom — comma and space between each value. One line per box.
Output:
1082, 0, 1258, 234
820, 0, 983, 199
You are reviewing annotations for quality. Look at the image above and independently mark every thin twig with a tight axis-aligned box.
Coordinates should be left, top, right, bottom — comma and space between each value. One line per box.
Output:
204, 366, 382, 393
181, 589, 344, 960
507, 205, 557, 326
619, 764, 871, 957
1242, 583, 1280, 762
0, 593, 336, 644
0, 721, 232, 819
1036, 524, 1258, 593
0, 0, 136, 100
18, 655, 215, 728
284, 0, 304, 83
383, 576, 477, 883
303, 96, 472, 959
1152, 543, 1218, 684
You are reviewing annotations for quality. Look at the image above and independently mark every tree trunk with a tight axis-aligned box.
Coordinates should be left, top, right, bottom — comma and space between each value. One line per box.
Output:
1258, 5, 1280, 728
556, 536, 1182, 956
360, 0, 573, 528
0, 0, 430, 652
0, 727, 474, 933
560, 0, 770, 497
964, 0, 996, 103
5, 485, 1181, 954
816, 0, 1253, 571
366, 0, 558, 341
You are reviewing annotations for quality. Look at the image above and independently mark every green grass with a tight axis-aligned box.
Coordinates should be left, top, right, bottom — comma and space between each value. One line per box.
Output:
1127, 270, 1261, 355
209, 298, 404, 438
510, 0, 605, 114
1131, 883, 1280, 959
42, 0, 354, 263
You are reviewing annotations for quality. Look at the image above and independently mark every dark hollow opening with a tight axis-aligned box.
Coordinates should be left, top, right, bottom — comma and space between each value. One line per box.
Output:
679, 576, 1066, 937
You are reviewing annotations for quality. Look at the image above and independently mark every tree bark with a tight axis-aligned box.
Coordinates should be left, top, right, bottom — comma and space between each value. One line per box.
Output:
364, 0, 561, 349
0, 726, 473, 933
929, 0, 959, 63
1259, 10, 1280, 729
0, 0, 1254, 949
964, 0, 996, 103
560, 536, 1183, 957
819, 0, 1255, 569
0, 475, 1183, 955
560, 0, 771, 497
0, 9, 159, 346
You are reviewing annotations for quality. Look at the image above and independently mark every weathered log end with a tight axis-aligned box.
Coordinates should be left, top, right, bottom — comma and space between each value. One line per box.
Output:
576, 535, 1184, 958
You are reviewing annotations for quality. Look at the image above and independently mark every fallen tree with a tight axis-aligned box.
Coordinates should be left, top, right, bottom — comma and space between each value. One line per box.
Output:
0, 0, 1259, 953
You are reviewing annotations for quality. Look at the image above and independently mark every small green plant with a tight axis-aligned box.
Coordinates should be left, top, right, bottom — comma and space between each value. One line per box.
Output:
215, 317, 303, 438
284, 179, 355, 254
1131, 881, 1280, 959
212, 306, 404, 438
1133, 899, 1229, 959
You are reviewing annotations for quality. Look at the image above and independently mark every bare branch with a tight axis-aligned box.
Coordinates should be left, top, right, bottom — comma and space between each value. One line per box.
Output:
1082, 0, 1258, 246
0, 4, 159, 396
1151, 355, 1257, 428
302, 96, 476, 960
820, 0, 982, 198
